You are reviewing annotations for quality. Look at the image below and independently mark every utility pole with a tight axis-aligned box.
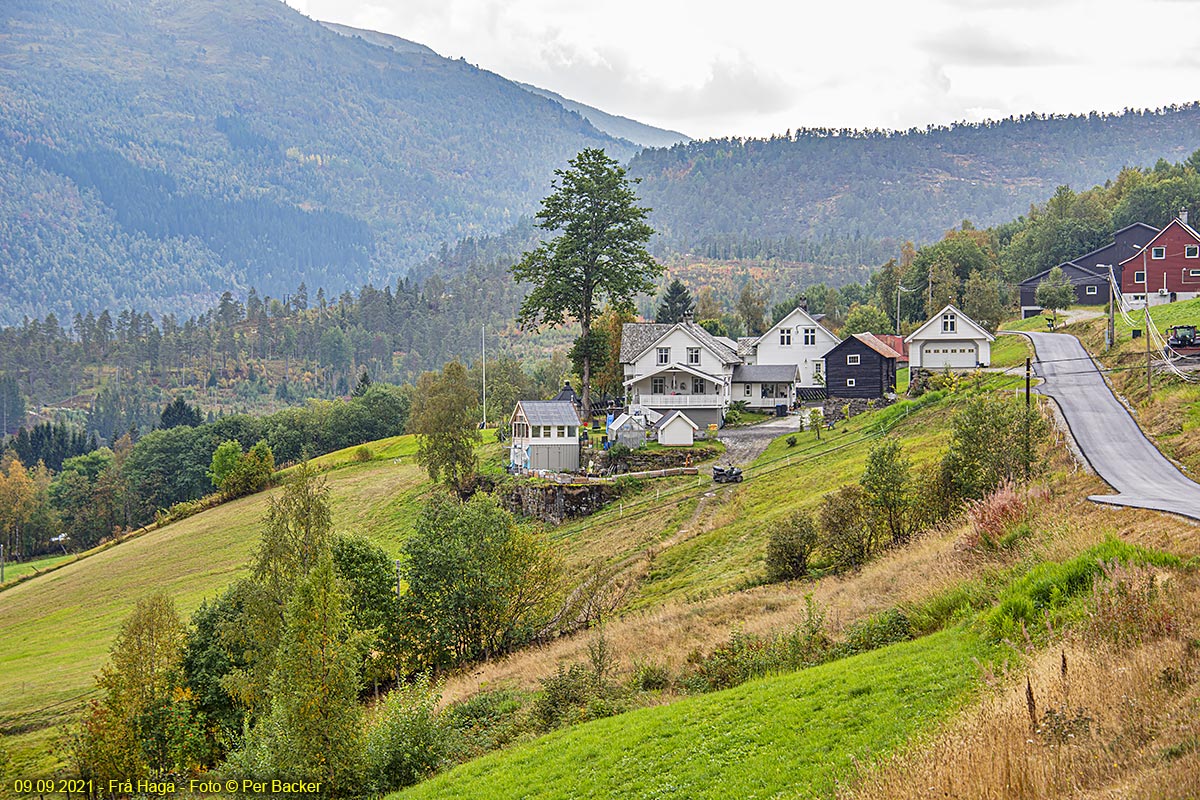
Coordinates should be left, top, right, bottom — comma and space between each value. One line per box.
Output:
1101, 264, 1114, 351
481, 325, 487, 429
1024, 357, 1031, 481
1145, 298, 1153, 398
895, 284, 915, 335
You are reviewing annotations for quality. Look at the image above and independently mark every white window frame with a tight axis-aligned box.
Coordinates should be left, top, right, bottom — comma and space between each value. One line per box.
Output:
1187, 245, 1199, 259
692, 377, 704, 394
686, 347, 701, 365
803, 328, 816, 345
556, 425, 567, 438
531, 426, 542, 438
779, 328, 792, 346
656, 347, 670, 365
651, 377, 665, 394
846, 378, 856, 387
813, 362, 823, 376
1134, 270, 1146, 284
1152, 246, 1166, 260
942, 313, 957, 333
847, 354, 860, 365
1085, 285, 1098, 295
744, 383, 752, 396
1190, 269, 1200, 278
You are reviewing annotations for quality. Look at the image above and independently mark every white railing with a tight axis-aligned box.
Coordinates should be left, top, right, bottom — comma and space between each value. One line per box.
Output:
633, 394, 725, 408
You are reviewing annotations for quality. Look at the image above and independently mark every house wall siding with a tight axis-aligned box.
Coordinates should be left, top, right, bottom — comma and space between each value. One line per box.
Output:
1120, 222, 1200, 296
754, 309, 839, 387
625, 328, 730, 380
824, 339, 895, 399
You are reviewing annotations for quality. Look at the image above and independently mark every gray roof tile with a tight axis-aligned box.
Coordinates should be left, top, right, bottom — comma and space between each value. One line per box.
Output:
518, 401, 581, 426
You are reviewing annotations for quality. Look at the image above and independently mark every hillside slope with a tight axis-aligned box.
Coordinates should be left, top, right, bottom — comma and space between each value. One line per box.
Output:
0, 0, 635, 324
630, 107, 1200, 261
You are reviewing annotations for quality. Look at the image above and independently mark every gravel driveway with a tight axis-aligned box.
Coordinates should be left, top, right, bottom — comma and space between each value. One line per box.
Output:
717, 413, 808, 466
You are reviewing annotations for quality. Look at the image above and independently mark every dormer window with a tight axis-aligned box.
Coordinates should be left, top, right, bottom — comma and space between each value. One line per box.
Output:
779, 328, 792, 346
1152, 246, 1166, 260
942, 313, 957, 333
656, 347, 670, 365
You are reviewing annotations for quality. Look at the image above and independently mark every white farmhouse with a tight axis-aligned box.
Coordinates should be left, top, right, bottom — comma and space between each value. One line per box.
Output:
905, 305, 994, 370
740, 306, 840, 392
619, 318, 741, 429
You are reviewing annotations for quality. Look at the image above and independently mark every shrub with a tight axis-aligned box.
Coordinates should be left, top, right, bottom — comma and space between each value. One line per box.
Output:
765, 511, 819, 582
533, 663, 595, 731
443, 690, 526, 758
364, 674, 454, 793
836, 608, 913, 656
629, 659, 672, 692
353, 445, 372, 463
941, 395, 1051, 500
963, 480, 1027, 549
819, 484, 878, 572
724, 409, 743, 425
786, 434, 798, 448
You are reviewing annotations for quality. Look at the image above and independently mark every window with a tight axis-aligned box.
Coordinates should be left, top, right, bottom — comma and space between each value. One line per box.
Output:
1188, 245, 1199, 259
656, 347, 670, 365
803, 328, 816, 345
1134, 270, 1146, 284
779, 328, 792, 346
847, 354, 860, 365
651, 377, 665, 394
846, 379, 856, 387
1085, 286, 1098, 295
567, 426, 576, 438
941, 313, 957, 333
1133, 294, 1146, 301
1191, 269, 1200, 278
1152, 246, 1166, 260
556, 425, 567, 438
744, 383, 752, 396
686, 347, 701, 365
692, 378, 704, 394
813, 362, 823, 377
532, 426, 542, 438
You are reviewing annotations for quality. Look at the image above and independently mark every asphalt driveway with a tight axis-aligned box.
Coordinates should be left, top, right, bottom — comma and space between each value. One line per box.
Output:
1022, 330, 1200, 520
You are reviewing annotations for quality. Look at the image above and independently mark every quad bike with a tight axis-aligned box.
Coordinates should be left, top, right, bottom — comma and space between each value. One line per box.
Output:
712, 464, 744, 484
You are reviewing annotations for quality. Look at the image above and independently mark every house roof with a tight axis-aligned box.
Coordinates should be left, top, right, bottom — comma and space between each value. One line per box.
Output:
657, 410, 699, 430
551, 382, 581, 404
515, 401, 580, 426
1118, 217, 1200, 266
731, 364, 800, 383
904, 305, 995, 344
622, 361, 723, 386
610, 412, 645, 431
736, 337, 758, 356
1067, 222, 1159, 272
852, 332, 903, 360
875, 334, 908, 359
1018, 261, 1110, 288
755, 306, 840, 348
619, 321, 740, 364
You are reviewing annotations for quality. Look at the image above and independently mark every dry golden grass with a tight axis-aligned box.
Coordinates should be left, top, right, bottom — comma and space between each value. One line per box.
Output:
843, 574, 1200, 800
441, 469, 1200, 710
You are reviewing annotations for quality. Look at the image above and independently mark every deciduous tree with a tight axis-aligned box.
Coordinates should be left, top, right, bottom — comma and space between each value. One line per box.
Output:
411, 362, 480, 493
1036, 266, 1075, 329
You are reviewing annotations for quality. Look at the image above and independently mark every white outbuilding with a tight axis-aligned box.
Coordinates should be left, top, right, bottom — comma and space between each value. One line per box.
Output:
656, 410, 699, 447
905, 304, 994, 370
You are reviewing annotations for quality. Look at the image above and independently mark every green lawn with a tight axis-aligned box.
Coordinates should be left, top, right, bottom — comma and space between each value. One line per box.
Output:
0, 552, 74, 586
397, 627, 996, 800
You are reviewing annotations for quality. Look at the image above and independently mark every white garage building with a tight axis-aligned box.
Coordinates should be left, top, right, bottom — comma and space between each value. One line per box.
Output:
905, 305, 994, 371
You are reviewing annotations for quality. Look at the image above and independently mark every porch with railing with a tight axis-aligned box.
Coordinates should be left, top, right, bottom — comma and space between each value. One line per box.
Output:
630, 393, 726, 408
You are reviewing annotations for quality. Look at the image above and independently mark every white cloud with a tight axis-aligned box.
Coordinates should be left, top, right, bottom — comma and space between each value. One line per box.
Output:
285, 0, 1200, 139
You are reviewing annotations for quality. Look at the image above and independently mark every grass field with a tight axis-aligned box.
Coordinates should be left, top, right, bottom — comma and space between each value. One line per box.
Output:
397, 627, 997, 800
0, 443, 436, 774
0, 553, 74, 586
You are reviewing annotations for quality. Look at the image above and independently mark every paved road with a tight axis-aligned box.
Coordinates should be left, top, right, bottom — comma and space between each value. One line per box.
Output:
1022, 331, 1200, 520
718, 413, 807, 466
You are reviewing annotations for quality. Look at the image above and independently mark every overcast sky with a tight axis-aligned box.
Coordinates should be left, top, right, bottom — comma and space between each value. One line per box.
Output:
285, 0, 1200, 140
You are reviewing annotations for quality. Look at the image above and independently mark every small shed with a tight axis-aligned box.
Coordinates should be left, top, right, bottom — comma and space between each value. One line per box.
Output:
657, 410, 699, 447
824, 332, 902, 399
609, 412, 647, 449
509, 400, 582, 472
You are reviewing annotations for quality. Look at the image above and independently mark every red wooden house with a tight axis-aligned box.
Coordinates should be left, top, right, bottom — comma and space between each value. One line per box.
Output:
1119, 211, 1200, 306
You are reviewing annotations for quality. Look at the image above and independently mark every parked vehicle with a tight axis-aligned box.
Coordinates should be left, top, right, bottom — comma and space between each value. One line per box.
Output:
712, 464, 744, 484
1167, 325, 1200, 352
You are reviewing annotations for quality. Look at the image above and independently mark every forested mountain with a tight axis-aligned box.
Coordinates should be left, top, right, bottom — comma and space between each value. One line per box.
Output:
630, 106, 1200, 262
0, 0, 635, 325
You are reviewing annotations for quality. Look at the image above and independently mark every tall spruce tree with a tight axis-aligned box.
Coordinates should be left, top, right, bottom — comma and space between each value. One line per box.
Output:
511, 148, 659, 419
655, 278, 695, 323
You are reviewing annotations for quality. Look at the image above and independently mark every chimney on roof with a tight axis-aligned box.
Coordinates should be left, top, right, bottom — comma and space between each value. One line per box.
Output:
799, 295, 808, 312
683, 310, 694, 324
1182, 209, 1190, 226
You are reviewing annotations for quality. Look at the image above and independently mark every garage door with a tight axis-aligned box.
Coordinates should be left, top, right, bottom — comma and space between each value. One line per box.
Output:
922, 342, 976, 369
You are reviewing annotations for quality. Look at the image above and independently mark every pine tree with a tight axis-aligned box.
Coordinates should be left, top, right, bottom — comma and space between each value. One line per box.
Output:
655, 278, 694, 323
